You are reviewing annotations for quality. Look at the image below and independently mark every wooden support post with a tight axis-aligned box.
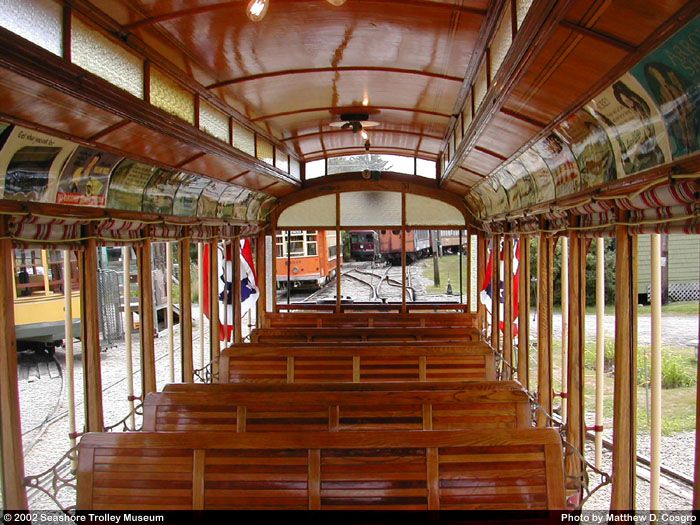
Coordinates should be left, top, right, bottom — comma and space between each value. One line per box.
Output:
80, 234, 104, 431
209, 238, 220, 380
503, 235, 513, 380
490, 236, 500, 361
565, 230, 586, 502
233, 234, 242, 344
477, 235, 486, 334
518, 235, 530, 390
64, 250, 79, 460
256, 231, 267, 328
561, 236, 569, 424
537, 233, 554, 427
180, 237, 193, 383
595, 237, 605, 469
650, 233, 662, 511
401, 192, 407, 313
271, 226, 278, 313
336, 193, 342, 314
121, 247, 135, 427
138, 239, 157, 395
166, 242, 174, 383
611, 221, 637, 510
0, 224, 28, 508
197, 242, 205, 370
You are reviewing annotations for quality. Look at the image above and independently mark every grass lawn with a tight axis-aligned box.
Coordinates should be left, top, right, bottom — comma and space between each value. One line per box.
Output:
419, 254, 466, 294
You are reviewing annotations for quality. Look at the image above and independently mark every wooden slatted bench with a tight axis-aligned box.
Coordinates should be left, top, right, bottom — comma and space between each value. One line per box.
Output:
142, 381, 532, 432
250, 326, 479, 344
77, 429, 565, 510
218, 343, 496, 383
264, 312, 478, 329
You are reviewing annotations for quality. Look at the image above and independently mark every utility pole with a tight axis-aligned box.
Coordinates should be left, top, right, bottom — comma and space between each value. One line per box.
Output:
430, 230, 440, 286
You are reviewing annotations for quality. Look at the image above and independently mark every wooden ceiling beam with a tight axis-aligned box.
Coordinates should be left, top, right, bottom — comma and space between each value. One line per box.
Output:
281, 127, 443, 142
303, 145, 438, 161
559, 19, 637, 53
252, 105, 452, 122
208, 67, 463, 89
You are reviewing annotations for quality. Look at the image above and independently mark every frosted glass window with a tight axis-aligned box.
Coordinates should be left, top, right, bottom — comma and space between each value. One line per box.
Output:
276, 151, 289, 173
405, 194, 464, 226
150, 68, 194, 124
72, 16, 143, 98
278, 195, 336, 227
516, 0, 534, 28
256, 137, 274, 166
340, 191, 401, 227
0, 0, 62, 56
473, 59, 488, 111
469, 234, 478, 313
463, 94, 473, 131
290, 157, 301, 180
416, 158, 436, 179
233, 122, 255, 156
327, 154, 415, 175
305, 159, 326, 180
199, 100, 229, 142
490, 8, 512, 79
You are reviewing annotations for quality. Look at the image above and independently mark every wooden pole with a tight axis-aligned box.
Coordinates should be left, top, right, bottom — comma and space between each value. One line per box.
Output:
271, 225, 278, 313
138, 239, 156, 395
209, 238, 220, 380
166, 241, 174, 383
121, 247, 135, 427
256, 231, 267, 328
477, 235, 486, 332
0, 223, 27, 508
537, 233, 553, 427
197, 242, 204, 370
233, 234, 242, 344
518, 235, 530, 390
565, 230, 586, 502
41, 249, 51, 296
561, 236, 569, 424
503, 235, 513, 380
611, 221, 637, 510
80, 234, 104, 431
63, 250, 78, 455
650, 233, 662, 511
595, 237, 605, 469
180, 237, 193, 383
490, 236, 501, 363
401, 193, 407, 313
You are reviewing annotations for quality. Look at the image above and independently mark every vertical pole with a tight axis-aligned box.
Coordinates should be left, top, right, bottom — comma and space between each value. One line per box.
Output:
459, 230, 464, 305
503, 235, 513, 380
286, 232, 291, 306
650, 233, 662, 511
565, 230, 586, 503
271, 225, 278, 313
490, 236, 501, 359
477, 235, 486, 333
41, 250, 51, 296
595, 237, 605, 469
222, 240, 229, 346
138, 239, 156, 395
80, 235, 104, 431
180, 237, 193, 383
256, 231, 267, 328
561, 236, 569, 424
64, 250, 78, 460
233, 234, 242, 344
336, 193, 342, 313
166, 242, 174, 383
537, 233, 553, 427
0, 225, 27, 508
401, 193, 407, 313
198, 242, 204, 371
209, 238, 220, 380
518, 235, 530, 390
121, 247, 135, 428
611, 220, 637, 510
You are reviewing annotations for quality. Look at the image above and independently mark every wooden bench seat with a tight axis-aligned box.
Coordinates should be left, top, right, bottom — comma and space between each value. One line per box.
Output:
218, 343, 495, 383
77, 429, 565, 510
250, 326, 479, 344
264, 312, 478, 329
143, 381, 531, 432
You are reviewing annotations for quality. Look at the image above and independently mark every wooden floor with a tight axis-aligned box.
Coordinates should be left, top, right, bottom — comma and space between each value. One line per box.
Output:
77, 314, 566, 510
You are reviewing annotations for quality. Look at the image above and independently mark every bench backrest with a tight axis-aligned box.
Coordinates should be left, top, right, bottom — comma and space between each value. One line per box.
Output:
219, 343, 496, 383
250, 327, 479, 344
77, 429, 565, 510
264, 312, 478, 329
143, 381, 531, 432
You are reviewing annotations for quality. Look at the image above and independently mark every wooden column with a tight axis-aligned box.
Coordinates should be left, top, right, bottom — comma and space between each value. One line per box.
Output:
233, 234, 242, 345
336, 193, 342, 313
536, 233, 554, 427
565, 229, 586, 501
611, 222, 637, 510
477, 234, 487, 335
502, 235, 513, 380
271, 225, 278, 313
209, 238, 220, 380
256, 231, 267, 328
518, 235, 530, 389
561, 236, 569, 424
490, 236, 501, 358
80, 234, 104, 431
401, 192, 407, 313
0, 224, 27, 508
180, 236, 193, 383
137, 239, 156, 395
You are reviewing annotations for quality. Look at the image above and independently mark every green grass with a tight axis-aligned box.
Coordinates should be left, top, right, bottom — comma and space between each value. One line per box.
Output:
419, 254, 465, 295
551, 302, 698, 316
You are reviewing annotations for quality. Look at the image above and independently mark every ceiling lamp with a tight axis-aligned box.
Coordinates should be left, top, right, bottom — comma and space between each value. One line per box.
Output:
246, 0, 269, 21
247, 0, 345, 22
329, 112, 380, 133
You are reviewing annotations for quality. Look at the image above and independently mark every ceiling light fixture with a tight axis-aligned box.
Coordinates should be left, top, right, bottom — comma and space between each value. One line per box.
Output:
246, 0, 269, 21
326, 0, 347, 6
360, 129, 368, 141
